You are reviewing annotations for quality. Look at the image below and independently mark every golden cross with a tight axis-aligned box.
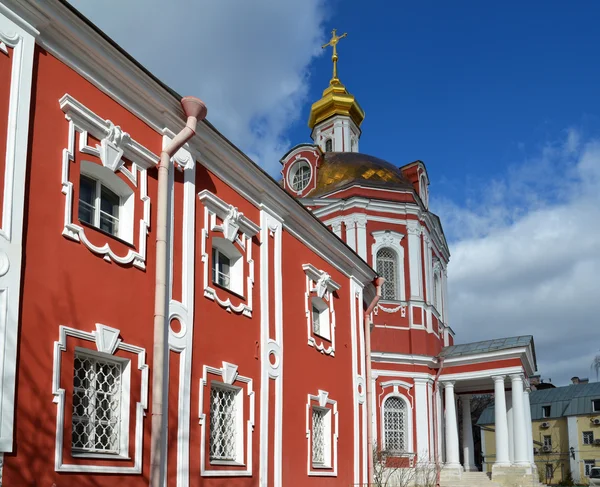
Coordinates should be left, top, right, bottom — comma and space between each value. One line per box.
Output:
322, 28, 347, 85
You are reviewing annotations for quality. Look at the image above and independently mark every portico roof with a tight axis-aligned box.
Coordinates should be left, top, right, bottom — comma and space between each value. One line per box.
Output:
440, 335, 536, 364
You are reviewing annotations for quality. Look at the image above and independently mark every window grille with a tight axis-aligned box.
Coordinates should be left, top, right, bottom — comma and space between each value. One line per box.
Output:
78, 175, 120, 237
376, 248, 398, 300
325, 139, 333, 152
543, 435, 552, 448
212, 248, 231, 289
583, 431, 594, 445
72, 353, 123, 454
312, 304, 321, 336
209, 385, 237, 461
383, 396, 406, 453
291, 164, 311, 192
312, 408, 326, 465
585, 460, 596, 477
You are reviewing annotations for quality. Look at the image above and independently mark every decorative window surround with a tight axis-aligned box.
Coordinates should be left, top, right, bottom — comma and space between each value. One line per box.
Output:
199, 361, 255, 477
371, 230, 405, 302
52, 323, 148, 473
198, 190, 260, 317
306, 390, 338, 476
59, 94, 157, 269
303, 264, 341, 356
378, 386, 414, 455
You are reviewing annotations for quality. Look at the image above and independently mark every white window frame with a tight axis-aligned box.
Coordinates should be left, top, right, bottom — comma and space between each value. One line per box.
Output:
583, 431, 594, 445
371, 231, 405, 303
208, 381, 243, 464
199, 361, 254, 477
585, 460, 596, 477
381, 393, 410, 454
71, 348, 131, 459
303, 264, 340, 356
60, 94, 155, 270
287, 159, 312, 193
211, 237, 243, 296
199, 190, 260, 317
52, 323, 148, 474
306, 390, 338, 476
377, 381, 414, 455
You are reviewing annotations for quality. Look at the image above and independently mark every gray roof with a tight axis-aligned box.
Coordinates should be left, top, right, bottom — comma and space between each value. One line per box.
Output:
440, 335, 534, 359
477, 382, 600, 425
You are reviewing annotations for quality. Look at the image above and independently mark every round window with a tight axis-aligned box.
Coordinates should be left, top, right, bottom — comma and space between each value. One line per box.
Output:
288, 160, 312, 192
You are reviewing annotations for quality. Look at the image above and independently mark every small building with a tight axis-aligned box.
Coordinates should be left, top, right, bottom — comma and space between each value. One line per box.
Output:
478, 382, 600, 484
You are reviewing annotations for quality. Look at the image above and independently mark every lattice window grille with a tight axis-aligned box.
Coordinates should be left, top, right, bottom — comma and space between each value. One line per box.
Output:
583, 431, 594, 445
210, 385, 238, 461
312, 408, 327, 465
292, 165, 311, 192
72, 353, 123, 454
383, 396, 407, 453
376, 248, 398, 300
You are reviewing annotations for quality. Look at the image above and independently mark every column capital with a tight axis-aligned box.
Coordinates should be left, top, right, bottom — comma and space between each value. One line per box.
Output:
491, 375, 506, 383
442, 380, 455, 388
509, 373, 524, 382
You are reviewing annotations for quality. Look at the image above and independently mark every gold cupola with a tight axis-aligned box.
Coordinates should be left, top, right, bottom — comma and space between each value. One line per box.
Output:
309, 29, 365, 153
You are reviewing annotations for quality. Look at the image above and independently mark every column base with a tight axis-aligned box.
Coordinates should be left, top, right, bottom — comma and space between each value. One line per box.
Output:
464, 464, 478, 472
441, 463, 463, 480
491, 464, 539, 487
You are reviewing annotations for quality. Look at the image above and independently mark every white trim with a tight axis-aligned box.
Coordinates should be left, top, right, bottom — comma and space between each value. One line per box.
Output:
371, 352, 438, 367
372, 230, 405, 301
52, 324, 148, 473
414, 378, 431, 461
198, 190, 260, 317
306, 390, 338, 476
0, 7, 36, 453
59, 95, 154, 269
441, 346, 535, 375
198, 362, 255, 477
440, 366, 524, 383
379, 390, 414, 454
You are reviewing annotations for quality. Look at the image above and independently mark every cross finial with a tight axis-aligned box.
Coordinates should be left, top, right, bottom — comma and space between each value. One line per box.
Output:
322, 28, 348, 86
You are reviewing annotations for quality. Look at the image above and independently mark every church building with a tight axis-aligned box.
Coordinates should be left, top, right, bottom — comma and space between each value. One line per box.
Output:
0, 1, 539, 486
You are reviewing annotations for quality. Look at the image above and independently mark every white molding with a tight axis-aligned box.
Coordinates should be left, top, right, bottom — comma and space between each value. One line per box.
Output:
303, 264, 340, 356
198, 190, 259, 317
52, 324, 148, 473
306, 390, 339, 476
441, 346, 535, 375
371, 352, 438, 367
59, 95, 154, 269
371, 230, 406, 302
198, 362, 255, 477
379, 390, 414, 454
0, 8, 36, 453
440, 365, 524, 383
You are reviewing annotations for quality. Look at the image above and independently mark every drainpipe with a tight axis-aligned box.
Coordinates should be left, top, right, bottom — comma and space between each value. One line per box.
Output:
364, 276, 385, 485
149, 97, 207, 487
432, 356, 445, 487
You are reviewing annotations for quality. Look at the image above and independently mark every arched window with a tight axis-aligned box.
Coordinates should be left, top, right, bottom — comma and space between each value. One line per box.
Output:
376, 248, 398, 301
383, 396, 407, 453
325, 139, 333, 152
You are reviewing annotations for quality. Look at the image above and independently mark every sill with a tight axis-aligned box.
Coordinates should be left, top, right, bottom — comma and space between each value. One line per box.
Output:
313, 332, 331, 343
209, 459, 246, 467
212, 280, 246, 301
79, 220, 135, 248
71, 451, 131, 461
312, 463, 332, 469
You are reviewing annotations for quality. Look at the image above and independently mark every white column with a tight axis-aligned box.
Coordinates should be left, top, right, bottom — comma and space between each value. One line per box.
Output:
461, 395, 476, 471
415, 379, 431, 462
428, 381, 434, 462
436, 386, 444, 463
506, 392, 514, 464
492, 375, 511, 466
523, 387, 534, 466
443, 382, 460, 468
511, 374, 530, 466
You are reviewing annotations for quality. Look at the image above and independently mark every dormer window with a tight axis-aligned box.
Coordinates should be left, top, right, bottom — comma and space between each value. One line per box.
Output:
79, 174, 120, 237
325, 139, 333, 152
419, 174, 428, 208
288, 160, 312, 192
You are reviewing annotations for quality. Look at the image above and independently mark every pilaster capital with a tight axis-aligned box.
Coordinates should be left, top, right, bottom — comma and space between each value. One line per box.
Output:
406, 220, 422, 235
343, 215, 358, 227
355, 214, 368, 228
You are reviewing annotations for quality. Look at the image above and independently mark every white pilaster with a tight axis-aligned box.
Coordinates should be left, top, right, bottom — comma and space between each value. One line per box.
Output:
443, 382, 460, 468
492, 376, 511, 467
344, 217, 357, 251
523, 387, 534, 467
407, 221, 423, 300
356, 215, 367, 260
331, 220, 342, 238
414, 379, 430, 462
461, 396, 476, 471
428, 381, 434, 462
510, 374, 530, 467
567, 416, 581, 483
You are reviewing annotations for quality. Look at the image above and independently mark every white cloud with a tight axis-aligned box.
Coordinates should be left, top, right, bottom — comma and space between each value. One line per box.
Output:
68, 0, 329, 175
435, 130, 600, 386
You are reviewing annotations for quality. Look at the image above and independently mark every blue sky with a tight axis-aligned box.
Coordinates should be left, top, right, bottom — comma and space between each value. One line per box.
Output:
71, 0, 600, 385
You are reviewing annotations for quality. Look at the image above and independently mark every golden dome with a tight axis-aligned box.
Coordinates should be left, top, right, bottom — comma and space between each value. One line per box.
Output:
307, 152, 413, 197
308, 80, 365, 130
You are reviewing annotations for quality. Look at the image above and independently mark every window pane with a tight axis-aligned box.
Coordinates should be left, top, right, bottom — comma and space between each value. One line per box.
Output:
377, 248, 398, 300
312, 305, 320, 335
383, 396, 406, 452
291, 164, 311, 192
99, 185, 120, 236
212, 249, 231, 289
312, 408, 326, 465
210, 385, 237, 461
78, 176, 96, 225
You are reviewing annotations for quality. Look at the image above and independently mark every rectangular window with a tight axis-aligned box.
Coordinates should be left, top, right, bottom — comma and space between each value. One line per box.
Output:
543, 435, 552, 448
212, 248, 231, 290
312, 304, 321, 336
209, 384, 238, 461
583, 431, 594, 445
585, 460, 596, 477
542, 405, 551, 418
593, 399, 600, 412
78, 175, 120, 237
311, 407, 331, 467
311, 298, 331, 341
72, 352, 123, 454
545, 464, 553, 480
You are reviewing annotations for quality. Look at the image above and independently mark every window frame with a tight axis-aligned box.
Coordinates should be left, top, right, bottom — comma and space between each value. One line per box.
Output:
542, 405, 551, 418
311, 297, 331, 341
376, 247, 399, 301
311, 406, 332, 469
543, 435, 552, 448
211, 237, 244, 296
371, 231, 406, 303
382, 394, 409, 454
583, 431, 594, 445
593, 399, 600, 412
585, 460, 596, 477
324, 138, 333, 152
287, 159, 312, 193
79, 174, 121, 237
208, 381, 244, 465
71, 348, 131, 459
306, 390, 338, 477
